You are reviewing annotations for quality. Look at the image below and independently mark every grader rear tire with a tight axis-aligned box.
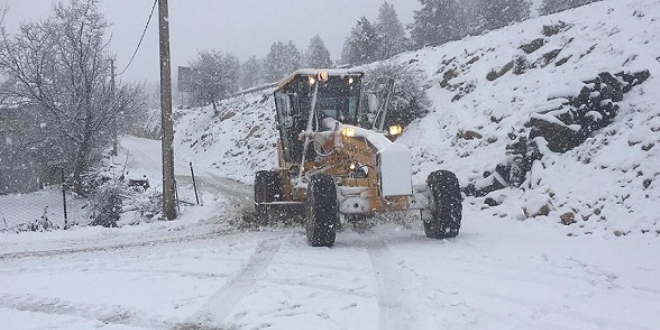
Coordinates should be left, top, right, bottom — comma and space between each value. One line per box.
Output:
305, 175, 338, 247
425, 170, 462, 239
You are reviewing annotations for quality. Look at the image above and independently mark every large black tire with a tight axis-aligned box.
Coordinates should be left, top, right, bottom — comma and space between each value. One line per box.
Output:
425, 170, 462, 239
305, 175, 338, 247
254, 170, 282, 224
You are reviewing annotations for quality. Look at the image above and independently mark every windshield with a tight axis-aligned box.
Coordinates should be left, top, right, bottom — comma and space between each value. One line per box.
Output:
315, 76, 360, 125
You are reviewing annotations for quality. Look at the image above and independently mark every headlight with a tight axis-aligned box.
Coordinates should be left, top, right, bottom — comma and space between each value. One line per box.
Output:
341, 127, 355, 137
388, 125, 403, 136
308, 76, 316, 85
318, 71, 329, 82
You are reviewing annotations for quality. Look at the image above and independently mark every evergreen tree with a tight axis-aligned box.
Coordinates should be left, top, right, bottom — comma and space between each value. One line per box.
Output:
303, 35, 333, 68
475, 0, 531, 31
376, 1, 410, 58
265, 40, 301, 81
239, 56, 265, 89
343, 17, 385, 66
539, 0, 601, 15
409, 0, 468, 48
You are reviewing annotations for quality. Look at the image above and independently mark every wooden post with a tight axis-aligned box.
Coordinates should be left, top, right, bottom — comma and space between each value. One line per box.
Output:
159, 0, 177, 220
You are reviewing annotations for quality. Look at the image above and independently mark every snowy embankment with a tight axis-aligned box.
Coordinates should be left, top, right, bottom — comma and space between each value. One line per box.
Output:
178, 0, 660, 238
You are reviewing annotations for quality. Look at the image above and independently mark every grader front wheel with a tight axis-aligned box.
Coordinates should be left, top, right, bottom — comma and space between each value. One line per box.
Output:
305, 175, 339, 247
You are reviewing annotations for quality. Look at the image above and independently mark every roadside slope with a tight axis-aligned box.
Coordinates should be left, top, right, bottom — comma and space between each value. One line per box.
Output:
175, 0, 660, 238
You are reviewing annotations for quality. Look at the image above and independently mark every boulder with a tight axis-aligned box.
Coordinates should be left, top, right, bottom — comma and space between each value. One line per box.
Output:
520, 38, 545, 54
529, 116, 588, 153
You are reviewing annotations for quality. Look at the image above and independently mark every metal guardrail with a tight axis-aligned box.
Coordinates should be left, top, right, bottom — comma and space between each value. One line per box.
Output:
231, 82, 277, 98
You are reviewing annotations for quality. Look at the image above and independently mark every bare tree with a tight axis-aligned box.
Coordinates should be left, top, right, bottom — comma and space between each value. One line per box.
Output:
0, 0, 144, 195
188, 50, 240, 114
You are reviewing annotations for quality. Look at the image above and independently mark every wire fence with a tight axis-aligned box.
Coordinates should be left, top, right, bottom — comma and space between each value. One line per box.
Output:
1, 163, 205, 232
0, 185, 83, 232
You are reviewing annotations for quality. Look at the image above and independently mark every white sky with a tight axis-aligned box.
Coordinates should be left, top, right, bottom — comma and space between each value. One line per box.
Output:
0, 0, 418, 83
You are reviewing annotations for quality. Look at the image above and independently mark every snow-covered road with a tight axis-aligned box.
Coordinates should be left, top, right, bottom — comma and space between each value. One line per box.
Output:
1, 208, 658, 330
1, 135, 658, 329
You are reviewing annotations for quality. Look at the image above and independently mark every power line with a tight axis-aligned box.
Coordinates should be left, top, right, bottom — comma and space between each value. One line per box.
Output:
117, 0, 158, 76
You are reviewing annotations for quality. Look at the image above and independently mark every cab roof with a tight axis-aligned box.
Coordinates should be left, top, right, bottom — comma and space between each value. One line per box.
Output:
277, 68, 364, 90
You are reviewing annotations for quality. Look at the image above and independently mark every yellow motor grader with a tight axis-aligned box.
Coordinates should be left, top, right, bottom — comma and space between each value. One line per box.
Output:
254, 69, 462, 247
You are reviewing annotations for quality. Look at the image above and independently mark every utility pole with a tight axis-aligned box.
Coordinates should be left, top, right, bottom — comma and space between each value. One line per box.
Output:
159, 0, 177, 220
110, 59, 118, 156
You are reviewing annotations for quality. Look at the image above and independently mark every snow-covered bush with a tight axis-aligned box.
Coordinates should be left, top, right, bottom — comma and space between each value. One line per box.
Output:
364, 62, 431, 128
89, 179, 126, 228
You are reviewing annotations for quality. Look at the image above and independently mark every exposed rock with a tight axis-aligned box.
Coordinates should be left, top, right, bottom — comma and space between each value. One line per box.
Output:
440, 68, 459, 87
560, 212, 576, 225
643, 179, 652, 189
615, 70, 651, 93
543, 21, 569, 37
520, 38, 546, 54
486, 60, 514, 81
541, 49, 562, 66
524, 203, 552, 218
555, 56, 572, 66
486, 70, 499, 82
528, 71, 649, 153
484, 197, 500, 207
219, 110, 236, 121
468, 69, 650, 201
458, 130, 483, 140
243, 126, 261, 140
529, 116, 587, 153
512, 56, 530, 75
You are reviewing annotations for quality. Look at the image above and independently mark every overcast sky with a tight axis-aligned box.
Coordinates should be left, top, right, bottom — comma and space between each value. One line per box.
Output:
0, 0, 419, 83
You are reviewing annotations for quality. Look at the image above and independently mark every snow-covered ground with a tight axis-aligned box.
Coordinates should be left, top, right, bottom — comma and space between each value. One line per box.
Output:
1, 0, 659, 329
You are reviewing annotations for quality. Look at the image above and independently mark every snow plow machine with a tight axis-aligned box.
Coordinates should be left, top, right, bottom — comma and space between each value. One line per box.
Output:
254, 69, 462, 247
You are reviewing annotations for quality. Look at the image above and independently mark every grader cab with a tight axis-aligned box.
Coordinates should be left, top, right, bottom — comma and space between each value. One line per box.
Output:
255, 69, 462, 247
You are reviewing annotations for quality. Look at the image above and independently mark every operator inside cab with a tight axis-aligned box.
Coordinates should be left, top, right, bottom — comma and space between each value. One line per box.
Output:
309, 71, 361, 127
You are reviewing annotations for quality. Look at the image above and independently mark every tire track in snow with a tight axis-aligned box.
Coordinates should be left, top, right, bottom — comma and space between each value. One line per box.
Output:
366, 236, 417, 330
0, 229, 232, 261
180, 234, 286, 327
0, 293, 172, 329
436, 273, 654, 330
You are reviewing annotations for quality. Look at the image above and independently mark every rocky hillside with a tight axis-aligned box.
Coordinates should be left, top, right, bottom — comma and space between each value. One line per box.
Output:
174, 0, 659, 238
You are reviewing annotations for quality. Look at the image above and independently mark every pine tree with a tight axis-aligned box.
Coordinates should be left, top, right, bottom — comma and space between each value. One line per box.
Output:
539, 0, 601, 15
265, 40, 301, 81
475, 0, 531, 31
303, 35, 333, 68
376, 1, 410, 58
409, 0, 468, 48
239, 56, 265, 89
343, 17, 385, 66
